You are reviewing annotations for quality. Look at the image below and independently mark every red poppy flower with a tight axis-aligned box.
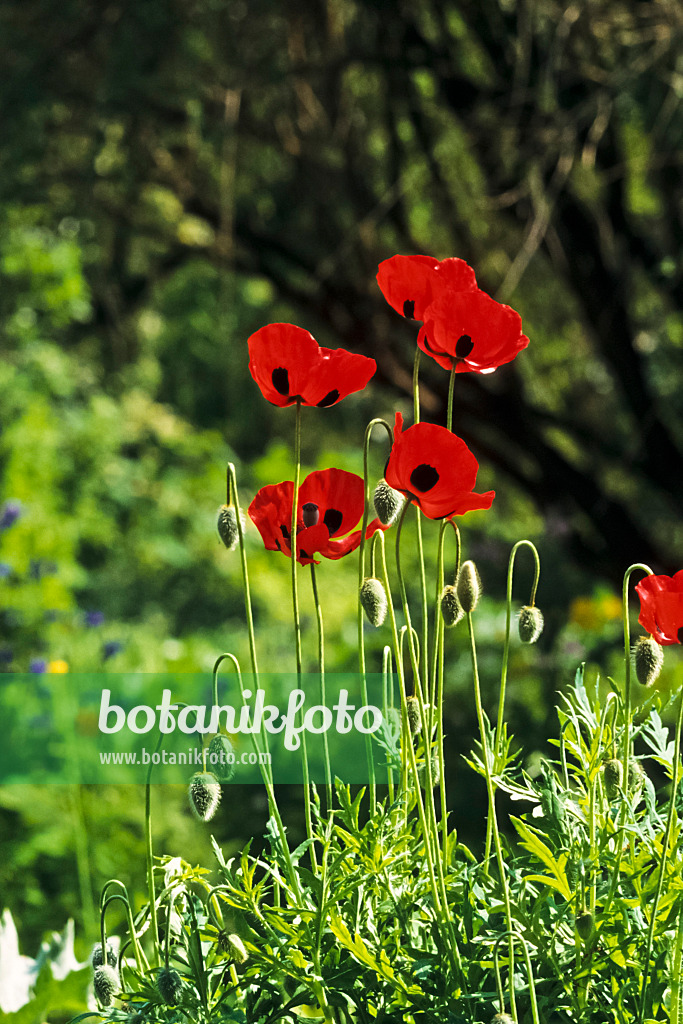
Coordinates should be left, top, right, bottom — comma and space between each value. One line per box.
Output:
635, 571, 683, 645
248, 468, 386, 565
376, 254, 529, 374
248, 323, 376, 408
384, 413, 495, 520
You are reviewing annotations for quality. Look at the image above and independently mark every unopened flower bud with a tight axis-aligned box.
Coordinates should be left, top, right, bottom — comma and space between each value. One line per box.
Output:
207, 734, 236, 783
302, 502, 319, 527
518, 605, 544, 644
627, 758, 645, 802
93, 964, 118, 1007
158, 967, 184, 1005
221, 932, 248, 963
217, 505, 243, 550
92, 943, 118, 969
456, 560, 481, 614
373, 478, 402, 526
417, 751, 440, 789
632, 635, 664, 688
360, 577, 388, 627
575, 911, 594, 942
602, 758, 623, 801
406, 695, 422, 736
189, 772, 221, 822
440, 585, 463, 627
491, 1013, 516, 1024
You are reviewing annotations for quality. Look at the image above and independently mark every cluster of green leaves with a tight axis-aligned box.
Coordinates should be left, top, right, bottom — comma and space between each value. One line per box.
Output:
72, 664, 683, 1024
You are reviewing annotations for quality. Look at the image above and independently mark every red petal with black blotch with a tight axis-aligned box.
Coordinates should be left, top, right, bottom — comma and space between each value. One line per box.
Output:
636, 570, 683, 645
376, 255, 476, 322
248, 323, 376, 408
299, 469, 365, 539
418, 288, 529, 374
385, 413, 494, 521
248, 481, 295, 554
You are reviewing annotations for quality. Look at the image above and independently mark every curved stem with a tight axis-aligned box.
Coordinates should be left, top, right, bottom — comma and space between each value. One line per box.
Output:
227, 463, 259, 679
493, 929, 541, 1024
101, 893, 145, 976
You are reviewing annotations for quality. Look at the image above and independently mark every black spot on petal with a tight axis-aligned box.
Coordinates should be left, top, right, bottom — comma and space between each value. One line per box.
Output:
299, 549, 310, 561
455, 334, 474, 358
421, 331, 439, 355
409, 464, 439, 492
678, 627, 683, 645
323, 508, 344, 536
403, 299, 416, 319
317, 389, 340, 408
280, 524, 290, 540
272, 367, 289, 395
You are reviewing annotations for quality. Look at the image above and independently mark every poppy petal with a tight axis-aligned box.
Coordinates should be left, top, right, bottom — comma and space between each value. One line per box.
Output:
248, 324, 320, 407
299, 469, 365, 539
377, 255, 476, 322
421, 289, 529, 374
301, 347, 376, 408
636, 571, 683, 645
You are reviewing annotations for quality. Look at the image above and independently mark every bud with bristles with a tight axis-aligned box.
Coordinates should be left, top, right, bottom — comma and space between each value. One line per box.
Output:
518, 605, 544, 644
417, 751, 440, 789
628, 758, 645, 802
373, 478, 402, 526
602, 758, 623, 801
440, 585, 463, 627
491, 1013, 516, 1024
207, 734, 236, 783
406, 695, 422, 736
456, 560, 481, 614
158, 967, 184, 1005
189, 771, 221, 821
217, 505, 243, 550
632, 634, 664, 688
575, 911, 594, 942
93, 964, 118, 1007
360, 577, 388, 627
92, 943, 117, 969
221, 932, 248, 963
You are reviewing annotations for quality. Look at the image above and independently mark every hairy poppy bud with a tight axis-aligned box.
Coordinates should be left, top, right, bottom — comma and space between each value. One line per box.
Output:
628, 758, 645, 802
360, 577, 388, 627
632, 635, 664, 688
302, 502, 319, 527
440, 585, 463, 627
417, 752, 440, 789
217, 505, 243, 550
207, 734, 236, 783
518, 605, 544, 644
373, 478, 402, 526
92, 942, 118, 969
406, 695, 422, 736
158, 967, 184, 1005
456, 560, 481, 614
189, 772, 221, 822
221, 932, 248, 963
575, 911, 594, 942
602, 758, 623, 801
491, 1013, 516, 1024
93, 964, 118, 1007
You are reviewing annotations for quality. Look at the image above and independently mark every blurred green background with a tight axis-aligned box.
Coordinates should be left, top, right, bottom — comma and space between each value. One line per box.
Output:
1, 0, 682, 995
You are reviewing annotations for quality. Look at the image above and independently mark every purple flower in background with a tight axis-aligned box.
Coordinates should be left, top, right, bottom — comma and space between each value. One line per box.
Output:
0, 500, 22, 531
29, 659, 47, 674
0, 563, 11, 579
85, 611, 105, 627
103, 641, 123, 661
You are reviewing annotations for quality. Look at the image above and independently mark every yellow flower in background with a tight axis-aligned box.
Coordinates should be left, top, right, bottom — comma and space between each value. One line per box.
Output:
570, 593, 622, 630
48, 660, 69, 673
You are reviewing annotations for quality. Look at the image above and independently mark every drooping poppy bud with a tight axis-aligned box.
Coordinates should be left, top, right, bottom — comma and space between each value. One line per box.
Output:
373, 478, 403, 526
602, 758, 623, 801
93, 965, 118, 1007
456, 560, 481, 614
92, 943, 118, 969
627, 758, 646, 803
220, 932, 249, 963
360, 577, 388, 627
490, 1014, 516, 1024
632, 634, 664, 688
406, 695, 422, 736
440, 585, 463, 627
158, 967, 184, 1005
217, 505, 243, 550
207, 734, 236, 783
189, 772, 221, 822
518, 605, 544, 644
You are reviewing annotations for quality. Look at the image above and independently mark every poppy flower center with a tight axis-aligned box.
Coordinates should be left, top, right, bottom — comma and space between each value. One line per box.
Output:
455, 334, 474, 358
409, 464, 440, 492
271, 367, 289, 395
403, 299, 416, 319
323, 508, 343, 535
302, 502, 319, 527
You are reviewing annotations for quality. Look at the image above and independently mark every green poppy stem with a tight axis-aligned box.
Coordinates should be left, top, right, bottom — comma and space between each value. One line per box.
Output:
310, 561, 333, 807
